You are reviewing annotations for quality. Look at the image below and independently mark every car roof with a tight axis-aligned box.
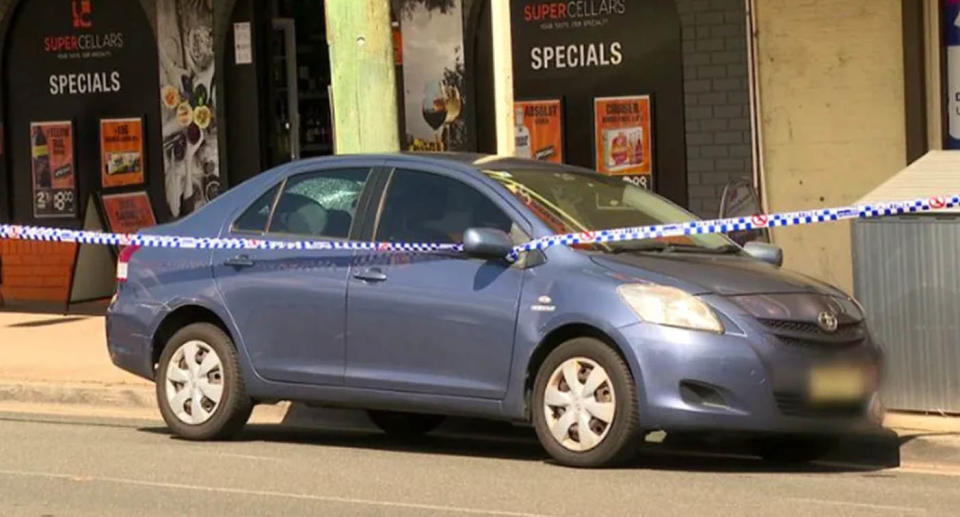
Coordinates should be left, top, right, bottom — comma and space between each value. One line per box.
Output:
278, 152, 599, 177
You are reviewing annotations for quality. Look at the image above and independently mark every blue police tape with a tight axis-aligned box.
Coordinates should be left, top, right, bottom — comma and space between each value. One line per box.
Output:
1, 194, 958, 261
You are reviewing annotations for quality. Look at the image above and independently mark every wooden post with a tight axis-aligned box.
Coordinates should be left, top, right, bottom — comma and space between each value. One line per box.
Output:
491, 0, 516, 156
325, 0, 399, 153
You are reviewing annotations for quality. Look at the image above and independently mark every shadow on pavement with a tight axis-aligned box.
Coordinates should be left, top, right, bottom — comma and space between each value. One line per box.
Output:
5, 316, 89, 328
138, 415, 900, 473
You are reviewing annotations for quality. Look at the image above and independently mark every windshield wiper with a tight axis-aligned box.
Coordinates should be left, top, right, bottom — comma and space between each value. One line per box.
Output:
609, 241, 671, 253
610, 242, 742, 255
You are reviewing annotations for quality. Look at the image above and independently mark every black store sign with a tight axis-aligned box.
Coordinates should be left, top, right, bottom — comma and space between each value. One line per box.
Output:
4, 0, 164, 225
510, 0, 687, 205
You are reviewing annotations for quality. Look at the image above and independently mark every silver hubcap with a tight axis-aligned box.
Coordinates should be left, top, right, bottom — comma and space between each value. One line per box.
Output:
543, 357, 616, 452
165, 340, 224, 425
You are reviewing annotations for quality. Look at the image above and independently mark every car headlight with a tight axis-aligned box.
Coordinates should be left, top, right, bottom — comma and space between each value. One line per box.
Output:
617, 284, 724, 334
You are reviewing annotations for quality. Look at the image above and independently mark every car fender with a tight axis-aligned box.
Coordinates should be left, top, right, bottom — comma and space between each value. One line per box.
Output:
503, 307, 650, 421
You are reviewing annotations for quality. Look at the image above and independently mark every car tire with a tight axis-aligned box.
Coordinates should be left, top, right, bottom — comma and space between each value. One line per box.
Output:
155, 322, 253, 440
751, 435, 837, 464
531, 337, 641, 468
367, 410, 445, 437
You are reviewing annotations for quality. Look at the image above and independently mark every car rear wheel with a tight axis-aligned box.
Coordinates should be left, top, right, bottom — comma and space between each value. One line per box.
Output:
531, 338, 641, 468
367, 410, 445, 437
156, 323, 252, 440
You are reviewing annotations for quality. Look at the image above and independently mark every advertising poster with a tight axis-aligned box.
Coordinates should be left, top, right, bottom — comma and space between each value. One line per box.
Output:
100, 118, 145, 188
101, 191, 157, 234
31, 121, 76, 218
945, 0, 960, 148
157, 0, 220, 218
514, 99, 563, 163
400, 0, 467, 151
594, 95, 653, 184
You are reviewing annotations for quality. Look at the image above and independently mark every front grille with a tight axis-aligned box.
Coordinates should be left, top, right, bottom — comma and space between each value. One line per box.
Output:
774, 392, 868, 418
759, 318, 866, 349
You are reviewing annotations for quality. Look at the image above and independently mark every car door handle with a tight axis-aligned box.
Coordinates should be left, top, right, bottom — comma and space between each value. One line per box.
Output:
353, 268, 387, 282
224, 254, 255, 268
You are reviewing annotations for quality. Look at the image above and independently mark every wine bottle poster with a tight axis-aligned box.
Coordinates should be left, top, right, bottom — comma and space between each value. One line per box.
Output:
514, 99, 563, 163
399, 0, 466, 152
593, 96, 653, 183
30, 120, 77, 218
100, 118, 145, 188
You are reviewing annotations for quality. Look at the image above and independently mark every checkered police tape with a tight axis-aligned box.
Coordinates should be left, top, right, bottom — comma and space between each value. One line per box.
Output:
506, 194, 960, 260
0, 224, 462, 253
1, 194, 958, 261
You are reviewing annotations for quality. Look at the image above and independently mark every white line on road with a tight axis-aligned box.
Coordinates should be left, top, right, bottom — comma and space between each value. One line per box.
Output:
0, 468, 554, 517
784, 496, 926, 515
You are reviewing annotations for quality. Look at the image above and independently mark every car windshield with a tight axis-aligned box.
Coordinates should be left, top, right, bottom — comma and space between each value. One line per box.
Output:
484, 168, 737, 253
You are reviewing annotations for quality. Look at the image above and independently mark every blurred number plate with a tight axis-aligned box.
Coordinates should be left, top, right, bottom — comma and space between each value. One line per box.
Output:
809, 367, 864, 402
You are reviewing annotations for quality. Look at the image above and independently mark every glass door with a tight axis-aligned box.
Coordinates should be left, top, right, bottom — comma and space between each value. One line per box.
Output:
270, 18, 299, 163
263, 1, 334, 167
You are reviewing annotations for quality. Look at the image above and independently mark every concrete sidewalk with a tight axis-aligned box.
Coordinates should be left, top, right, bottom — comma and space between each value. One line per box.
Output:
2, 311, 959, 468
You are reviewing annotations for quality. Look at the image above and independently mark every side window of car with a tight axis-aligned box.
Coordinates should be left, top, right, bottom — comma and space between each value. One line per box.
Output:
233, 184, 280, 233
376, 169, 516, 244
268, 168, 370, 238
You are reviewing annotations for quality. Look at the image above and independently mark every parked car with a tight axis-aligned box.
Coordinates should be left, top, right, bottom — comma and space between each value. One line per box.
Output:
106, 153, 883, 468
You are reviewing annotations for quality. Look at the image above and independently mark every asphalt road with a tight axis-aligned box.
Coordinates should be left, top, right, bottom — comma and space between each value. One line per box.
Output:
1, 412, 959, 517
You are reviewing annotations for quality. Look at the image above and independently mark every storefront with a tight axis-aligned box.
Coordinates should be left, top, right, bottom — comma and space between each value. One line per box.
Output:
0, 0, 758, 311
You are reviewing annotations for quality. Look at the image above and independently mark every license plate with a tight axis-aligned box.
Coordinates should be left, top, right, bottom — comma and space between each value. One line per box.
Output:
808, 366, 865, 402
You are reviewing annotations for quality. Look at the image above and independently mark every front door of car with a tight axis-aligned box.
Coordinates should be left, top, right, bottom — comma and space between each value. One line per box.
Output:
212, 166, 375, 385
345, 166, 529, 399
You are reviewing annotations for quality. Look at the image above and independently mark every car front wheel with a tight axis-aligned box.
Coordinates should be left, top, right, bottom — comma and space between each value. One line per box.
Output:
531, 338, 641, 468
156, 323, 252, 440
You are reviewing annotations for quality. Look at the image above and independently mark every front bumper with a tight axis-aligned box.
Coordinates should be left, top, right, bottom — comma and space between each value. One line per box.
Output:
618, 316, 883, 435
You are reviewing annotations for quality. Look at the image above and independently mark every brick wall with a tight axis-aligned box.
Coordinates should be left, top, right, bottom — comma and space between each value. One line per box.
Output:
0, 240, 77, 303
677, 0, 753, 218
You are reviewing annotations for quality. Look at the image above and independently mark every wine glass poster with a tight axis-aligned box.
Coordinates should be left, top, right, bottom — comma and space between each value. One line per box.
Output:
400, 0, 467, 151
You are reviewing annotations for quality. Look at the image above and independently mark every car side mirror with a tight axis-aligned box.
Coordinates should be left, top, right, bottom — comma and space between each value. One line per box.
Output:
744, 242, 783, 267
463, 227, 514, 260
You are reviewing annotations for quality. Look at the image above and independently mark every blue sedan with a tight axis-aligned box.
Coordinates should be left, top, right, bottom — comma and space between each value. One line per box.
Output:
106, 153, 883, 467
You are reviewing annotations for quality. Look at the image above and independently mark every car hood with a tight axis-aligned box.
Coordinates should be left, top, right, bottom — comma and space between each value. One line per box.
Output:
590, 252, 847, 297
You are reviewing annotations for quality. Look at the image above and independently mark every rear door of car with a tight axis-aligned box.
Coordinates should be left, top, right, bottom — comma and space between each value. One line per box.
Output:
211, 161, 381, 385
344, 161, 531, 399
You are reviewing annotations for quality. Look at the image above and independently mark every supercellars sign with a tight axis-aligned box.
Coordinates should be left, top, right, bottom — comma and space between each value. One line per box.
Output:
39, 0, 128, 96
514, 0, 629, 72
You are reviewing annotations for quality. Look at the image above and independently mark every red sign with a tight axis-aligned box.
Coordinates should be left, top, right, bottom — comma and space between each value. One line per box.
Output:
72, 0, 92, 29
101, 191, 156, 234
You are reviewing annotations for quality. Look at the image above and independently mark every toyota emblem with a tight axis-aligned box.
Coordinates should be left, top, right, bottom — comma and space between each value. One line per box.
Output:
817, 311, 839, 333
